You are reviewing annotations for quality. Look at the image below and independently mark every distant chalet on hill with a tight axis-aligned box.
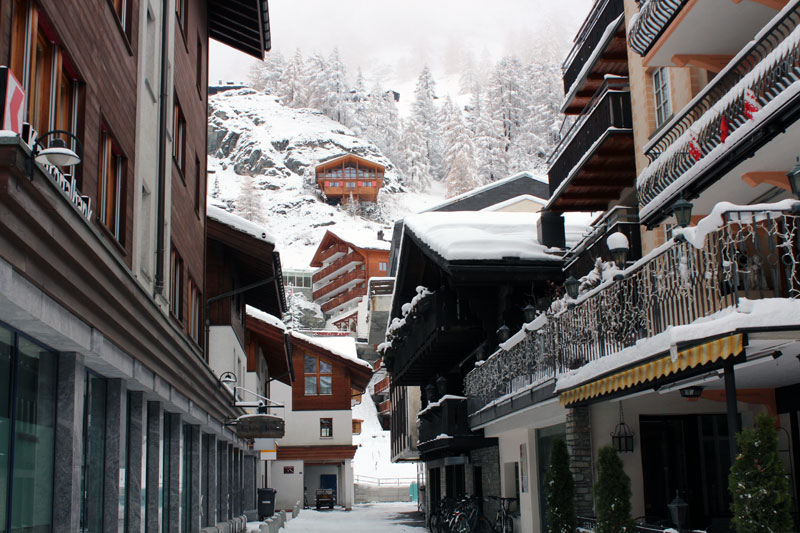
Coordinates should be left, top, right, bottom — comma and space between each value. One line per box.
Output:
315, 154, 385, 204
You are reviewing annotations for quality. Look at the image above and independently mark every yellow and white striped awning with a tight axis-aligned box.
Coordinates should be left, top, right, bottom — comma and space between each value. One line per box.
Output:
559, 333, 744, 406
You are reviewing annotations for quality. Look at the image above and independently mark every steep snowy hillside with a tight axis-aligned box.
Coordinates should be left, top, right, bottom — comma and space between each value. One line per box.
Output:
207, 88, 444, 268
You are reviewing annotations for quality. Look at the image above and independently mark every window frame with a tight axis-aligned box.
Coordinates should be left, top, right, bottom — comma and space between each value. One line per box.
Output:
304, 355, 333, 396
173, 95, 186, 177
320, 418, 333, 438
188, 277, 201, 345
653, 67, 672, 128
99, 126, 126, 245
170, 247, 184, 322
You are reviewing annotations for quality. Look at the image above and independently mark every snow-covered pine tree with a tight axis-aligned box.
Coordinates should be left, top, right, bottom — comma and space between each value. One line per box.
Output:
410, 66, 444, 180
397, 116, 432, 190
467, 86, 503, 184
544, 438, 576, 533
729, 412, 793, 533
488, 56, 529, 171
276, 49, 304, 107
301, 52, 328, 111
248, 51, 284, 93
324, 48, 348, 123
594, 446, 635, 533
365, 81, 401, 177
348, 68, 369, 135
236, 175, 262, 223
441, 96, 480, 198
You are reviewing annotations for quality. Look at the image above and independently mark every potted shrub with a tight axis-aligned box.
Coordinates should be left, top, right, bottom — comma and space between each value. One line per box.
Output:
544, 438, 576, 533
594, 445, 635, 532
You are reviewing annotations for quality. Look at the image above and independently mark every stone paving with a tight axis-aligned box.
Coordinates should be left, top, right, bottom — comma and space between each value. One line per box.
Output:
281, 502, 426, 532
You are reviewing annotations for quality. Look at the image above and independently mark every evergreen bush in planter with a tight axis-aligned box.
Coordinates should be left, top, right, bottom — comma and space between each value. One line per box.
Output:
594, 445, 635, 533
544, 438, 576, 533
728, 412, 793, 532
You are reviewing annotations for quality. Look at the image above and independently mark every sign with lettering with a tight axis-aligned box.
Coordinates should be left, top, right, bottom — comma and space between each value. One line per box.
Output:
283, 466, 294, 474
21, 123, 93, 223
0, 66, 24, 134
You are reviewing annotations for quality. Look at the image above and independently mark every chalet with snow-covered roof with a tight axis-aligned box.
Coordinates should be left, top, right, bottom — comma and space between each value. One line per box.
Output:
315, 154, 386, 204
310, 230, 390, 330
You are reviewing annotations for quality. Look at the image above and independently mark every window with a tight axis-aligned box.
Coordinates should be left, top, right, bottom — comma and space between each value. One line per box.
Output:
352, 420, 362, 435
181, 423, 193, 533
379, 262, 387, 272
80, 372, 107, 532
109, 0, 131, 37
176, 0, 187, 35
304, 355, 332, 395
653, 67, 672, 128
170, 248, 184, 321
173, 96, 186, 175
196, 35, 203, 95
99, 127, 126, 243
194, 154, 201, 214
188, 278, 201, 344
320, 418, 333, 438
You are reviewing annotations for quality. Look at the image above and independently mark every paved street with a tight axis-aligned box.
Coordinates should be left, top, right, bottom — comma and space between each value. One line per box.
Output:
281, 502, 426, 532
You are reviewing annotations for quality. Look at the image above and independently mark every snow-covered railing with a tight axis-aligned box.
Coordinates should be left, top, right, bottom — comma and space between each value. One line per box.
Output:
627, 0, 689, 57
637, 4, 800, 217
465, 204, 800, 414
562, 0, 625, 93
312, 268, 366, 300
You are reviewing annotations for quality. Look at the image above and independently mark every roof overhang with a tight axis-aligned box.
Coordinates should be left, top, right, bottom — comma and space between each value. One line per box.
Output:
290, 334, 373, 392
246, 318, 292, 385
208, 0, 271, 60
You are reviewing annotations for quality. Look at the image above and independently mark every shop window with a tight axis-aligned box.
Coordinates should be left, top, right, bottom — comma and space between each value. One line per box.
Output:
653, 67, 672, 128
99, 127, 126, 244
320, 418, 333, 438
170, 248, 184, 321
173, 96, 186, 175
304, 355, 332, 395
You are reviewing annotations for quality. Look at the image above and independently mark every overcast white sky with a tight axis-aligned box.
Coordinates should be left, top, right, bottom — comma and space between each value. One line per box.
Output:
209, 0, 594, 87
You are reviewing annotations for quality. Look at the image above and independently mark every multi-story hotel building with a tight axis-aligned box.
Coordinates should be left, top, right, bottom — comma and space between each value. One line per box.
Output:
0, 0, 274, 530
315, 153, 385, 204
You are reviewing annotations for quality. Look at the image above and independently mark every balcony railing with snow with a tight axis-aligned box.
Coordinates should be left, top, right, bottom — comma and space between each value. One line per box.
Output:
627, 0, 689, 57
636, 5, 800, 220
465, 204, 800, 415
562, 0, 625, 93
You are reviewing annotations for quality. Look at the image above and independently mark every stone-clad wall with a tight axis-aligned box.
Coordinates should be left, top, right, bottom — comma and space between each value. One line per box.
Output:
470, 445, 501, 521
566, 406, 594, 516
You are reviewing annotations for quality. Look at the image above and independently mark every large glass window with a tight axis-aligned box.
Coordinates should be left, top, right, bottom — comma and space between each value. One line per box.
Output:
0, 325, 57, 533
80, 372, 107, 532
99, 127, 126, 244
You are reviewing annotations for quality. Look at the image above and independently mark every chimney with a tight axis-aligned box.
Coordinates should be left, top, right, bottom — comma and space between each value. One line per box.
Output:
538, 210, 566, 249
377, 230, 384, 241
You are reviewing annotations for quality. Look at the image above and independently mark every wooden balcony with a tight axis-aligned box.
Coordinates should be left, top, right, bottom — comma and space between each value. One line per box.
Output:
465, 205, 800, 418
561, 0, 628, 114
564, 206, 642, 276
317, 243, 349, 265
312, 269, 366, 301
636, 5, 800, 224
417, 396, 493, 457
373, 376, 390, 396
312, 251, 363, 286
320, 285, 365, 314
628, 0, 689, 57
378, 399, 392, 415
548, 81, 635, 211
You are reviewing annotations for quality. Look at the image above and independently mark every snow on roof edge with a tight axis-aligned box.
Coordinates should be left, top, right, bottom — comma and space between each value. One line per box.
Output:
207, 202, 277, 245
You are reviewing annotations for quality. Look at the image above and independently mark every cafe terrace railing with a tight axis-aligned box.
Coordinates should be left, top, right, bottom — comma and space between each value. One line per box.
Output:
636, 4, 800, 216
465, 205, 800, 414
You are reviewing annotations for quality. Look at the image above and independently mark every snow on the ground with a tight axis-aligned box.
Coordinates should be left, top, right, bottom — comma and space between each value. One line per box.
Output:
352, 380, 418, 480
282, 503, 425, 533
208, 89, 445, 269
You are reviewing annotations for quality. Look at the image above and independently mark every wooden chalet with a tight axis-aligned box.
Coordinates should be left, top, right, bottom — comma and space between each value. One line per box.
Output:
315, 154, 385, 204
310, 230, 390, 329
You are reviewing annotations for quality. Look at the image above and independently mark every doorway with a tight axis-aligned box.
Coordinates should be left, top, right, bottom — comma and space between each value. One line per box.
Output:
320, 474, 337, 504
640, 414, 734, 531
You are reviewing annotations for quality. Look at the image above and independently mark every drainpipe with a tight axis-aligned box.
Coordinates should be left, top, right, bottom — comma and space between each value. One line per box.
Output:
154, 0, 170, 295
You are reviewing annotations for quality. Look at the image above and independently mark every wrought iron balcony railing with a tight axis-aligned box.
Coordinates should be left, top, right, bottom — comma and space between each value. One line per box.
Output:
465, 206, 800, 415
637, 5, 800, 218
628, 0, 689, 57
562, 0, 625, 94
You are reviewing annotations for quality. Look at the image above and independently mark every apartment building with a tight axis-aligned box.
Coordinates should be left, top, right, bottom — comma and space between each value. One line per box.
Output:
459, 1, 800, 531
0, 0, 273, 530
310, 230, 390, 330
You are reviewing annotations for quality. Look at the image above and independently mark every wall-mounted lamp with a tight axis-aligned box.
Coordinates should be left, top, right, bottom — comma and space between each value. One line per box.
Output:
496, 324, 511, 343
679, 386, 704, 399
25, 130, 83, 180
564, 275, 580, 300
522, 303, 537, 323
672, 197, 694, 228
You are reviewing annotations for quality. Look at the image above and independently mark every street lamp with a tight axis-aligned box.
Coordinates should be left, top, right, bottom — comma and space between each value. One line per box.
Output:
606, 232, 630, 269
522, 303, 537, 323
672, 197, 694, 228
496, 323, 511, 343
26, 130, 83, 179
564, 276, 580, 300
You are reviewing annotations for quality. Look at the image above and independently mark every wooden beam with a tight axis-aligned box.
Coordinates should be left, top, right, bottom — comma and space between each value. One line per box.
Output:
741, 171, 790, 190
671, 54, 734, 71
732, 0, 789, 10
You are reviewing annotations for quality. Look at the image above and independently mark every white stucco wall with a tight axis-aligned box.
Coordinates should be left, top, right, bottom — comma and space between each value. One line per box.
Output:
208, 325, 247, 395
271, 460, 305, 511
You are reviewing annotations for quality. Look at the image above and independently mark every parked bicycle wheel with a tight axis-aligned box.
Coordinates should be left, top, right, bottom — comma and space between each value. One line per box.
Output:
474, 516, 494, 533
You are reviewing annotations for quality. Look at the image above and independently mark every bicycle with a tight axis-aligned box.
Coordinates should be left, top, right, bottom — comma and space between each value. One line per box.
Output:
487, 496, 517, 533
451, 495, 492, 533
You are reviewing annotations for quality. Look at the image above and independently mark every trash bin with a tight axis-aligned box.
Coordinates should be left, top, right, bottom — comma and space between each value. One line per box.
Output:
257, 488, 277, 519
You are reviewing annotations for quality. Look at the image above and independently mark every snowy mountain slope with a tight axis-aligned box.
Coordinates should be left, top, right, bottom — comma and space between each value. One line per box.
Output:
207, 88, 444, 268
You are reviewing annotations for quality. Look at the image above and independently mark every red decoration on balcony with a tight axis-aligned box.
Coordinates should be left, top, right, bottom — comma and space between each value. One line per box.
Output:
720, 115, 730, 143
688, 131, 703, 161
744, 88, 761, 120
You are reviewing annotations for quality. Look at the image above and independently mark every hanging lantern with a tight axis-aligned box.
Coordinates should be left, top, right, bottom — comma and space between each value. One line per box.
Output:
668, 490, 689, 529
610, 402, 635, 453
